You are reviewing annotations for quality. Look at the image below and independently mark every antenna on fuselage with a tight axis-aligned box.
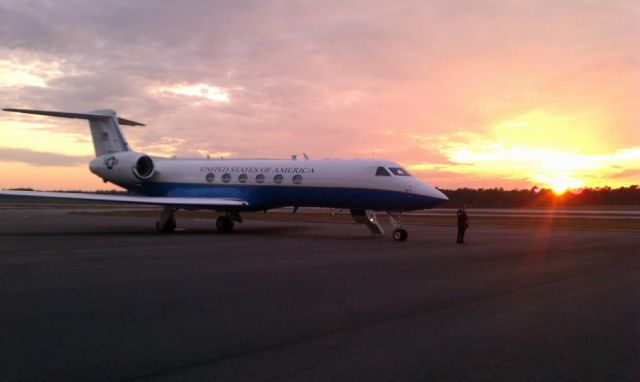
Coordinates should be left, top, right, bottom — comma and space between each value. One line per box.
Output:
303, 153, 309, 160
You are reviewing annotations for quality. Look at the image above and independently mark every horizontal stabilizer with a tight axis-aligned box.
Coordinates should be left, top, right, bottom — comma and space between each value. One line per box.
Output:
2, 108, 145, 126
0, 190, 248, 208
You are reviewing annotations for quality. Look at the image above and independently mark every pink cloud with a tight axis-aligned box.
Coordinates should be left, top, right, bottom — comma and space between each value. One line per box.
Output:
0, 1, 638, 189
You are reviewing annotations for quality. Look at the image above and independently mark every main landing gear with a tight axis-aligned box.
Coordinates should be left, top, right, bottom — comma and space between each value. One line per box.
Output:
216, 211, 242, 233
156, 208, 243, 234
215, 216, 234, 232
350, 209, 408, 241
156, 206, 177, 233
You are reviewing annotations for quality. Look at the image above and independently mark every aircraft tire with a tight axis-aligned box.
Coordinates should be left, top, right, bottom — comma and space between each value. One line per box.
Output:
392, 229, 408, 241
156, 217, 176, 233
216, 216, 234, 232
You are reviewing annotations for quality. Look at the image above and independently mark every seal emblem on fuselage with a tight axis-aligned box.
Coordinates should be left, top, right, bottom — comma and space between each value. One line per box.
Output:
104, 156, 119, 170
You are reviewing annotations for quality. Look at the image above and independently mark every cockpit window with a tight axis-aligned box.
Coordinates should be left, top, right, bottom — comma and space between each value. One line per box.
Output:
375, 167, 391, 176
389, 167, 411, 176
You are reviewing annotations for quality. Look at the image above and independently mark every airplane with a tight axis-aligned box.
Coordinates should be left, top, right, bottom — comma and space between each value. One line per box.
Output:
0, 108, 448, 241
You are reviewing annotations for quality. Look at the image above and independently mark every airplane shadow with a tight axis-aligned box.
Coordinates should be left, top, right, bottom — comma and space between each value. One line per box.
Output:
0, 225, 306, 237
0, 225, 390, 242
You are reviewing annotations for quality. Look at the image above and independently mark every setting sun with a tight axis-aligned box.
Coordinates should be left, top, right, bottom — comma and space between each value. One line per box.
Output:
545, 176, 584, 195
409, 108, 640, 190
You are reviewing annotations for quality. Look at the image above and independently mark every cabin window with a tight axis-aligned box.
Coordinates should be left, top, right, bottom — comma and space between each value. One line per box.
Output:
222, 173, 231, 183
375, 167, 391, 176
274, 174, 284, 184
205, 173, 215, 183
292, 174, 303, 185
238, 174, 248, 183
389, 167, 411, 176
255, 173, 265, 183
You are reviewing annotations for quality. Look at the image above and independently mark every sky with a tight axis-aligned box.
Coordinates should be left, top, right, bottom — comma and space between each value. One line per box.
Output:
0, 0, 638, 192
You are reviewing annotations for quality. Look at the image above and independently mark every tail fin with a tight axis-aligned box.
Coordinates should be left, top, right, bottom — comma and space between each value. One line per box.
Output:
2, 108, 144, 157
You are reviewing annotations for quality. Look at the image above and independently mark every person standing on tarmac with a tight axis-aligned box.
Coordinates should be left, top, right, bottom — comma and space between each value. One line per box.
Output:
456, 205, 469, 244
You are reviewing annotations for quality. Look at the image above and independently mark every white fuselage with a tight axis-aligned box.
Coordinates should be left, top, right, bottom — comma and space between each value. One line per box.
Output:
1, 107, 449, 233
90, 154, 448, 211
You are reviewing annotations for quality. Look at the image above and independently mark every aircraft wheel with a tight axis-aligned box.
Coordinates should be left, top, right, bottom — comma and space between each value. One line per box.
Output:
156, 217, 176, 233
216, 216, 234, 232
392, 229, 408, 241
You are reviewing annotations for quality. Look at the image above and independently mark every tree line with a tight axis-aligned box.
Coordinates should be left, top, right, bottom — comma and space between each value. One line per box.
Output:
438, 185, 640, 208
8, 185, 640, 208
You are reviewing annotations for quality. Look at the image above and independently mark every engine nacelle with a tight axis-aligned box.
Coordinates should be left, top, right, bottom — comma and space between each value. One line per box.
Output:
90, 151, 156, 185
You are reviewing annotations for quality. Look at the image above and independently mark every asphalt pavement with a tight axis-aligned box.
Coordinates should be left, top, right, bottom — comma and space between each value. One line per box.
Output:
1, 208, 638, 381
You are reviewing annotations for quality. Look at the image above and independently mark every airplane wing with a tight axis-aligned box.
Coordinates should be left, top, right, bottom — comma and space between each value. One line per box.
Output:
0, 190, 248, 208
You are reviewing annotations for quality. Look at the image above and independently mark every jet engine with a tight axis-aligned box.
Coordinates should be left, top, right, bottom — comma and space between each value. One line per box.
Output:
90, 151, 156, 185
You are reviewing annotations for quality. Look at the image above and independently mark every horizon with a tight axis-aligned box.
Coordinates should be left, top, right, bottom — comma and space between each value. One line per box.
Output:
5, 184, 638, 193
1, 1, 638, 192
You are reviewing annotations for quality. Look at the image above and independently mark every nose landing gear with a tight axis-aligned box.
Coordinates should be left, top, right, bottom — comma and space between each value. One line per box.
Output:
351, 210, 410, 241
392, 228, 408, 241
388, 212, 408, 241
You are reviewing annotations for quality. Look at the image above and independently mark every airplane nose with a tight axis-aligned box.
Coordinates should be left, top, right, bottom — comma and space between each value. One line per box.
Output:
418, 183, 448, 202
433, 188, 448, 201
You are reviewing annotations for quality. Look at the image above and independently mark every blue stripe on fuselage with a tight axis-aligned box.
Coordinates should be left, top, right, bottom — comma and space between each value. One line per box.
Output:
127, 182, 445, 211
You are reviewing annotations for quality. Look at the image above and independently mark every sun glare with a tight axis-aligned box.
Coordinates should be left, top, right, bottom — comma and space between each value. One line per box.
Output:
546, 176, 584, 195
426, 109, 640, 189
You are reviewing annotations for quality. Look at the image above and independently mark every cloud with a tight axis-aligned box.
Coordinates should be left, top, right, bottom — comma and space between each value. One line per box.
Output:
0, 147, 91, 167
610, 168, 640, 180
0, 1, 638, 189
151, 83, 231, 103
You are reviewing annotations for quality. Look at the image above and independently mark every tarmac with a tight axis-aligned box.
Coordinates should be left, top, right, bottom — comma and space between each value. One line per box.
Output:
1, 207, 639, 381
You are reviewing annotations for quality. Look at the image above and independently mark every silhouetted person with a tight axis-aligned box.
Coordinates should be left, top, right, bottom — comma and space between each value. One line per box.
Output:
456, 206, 469, 244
